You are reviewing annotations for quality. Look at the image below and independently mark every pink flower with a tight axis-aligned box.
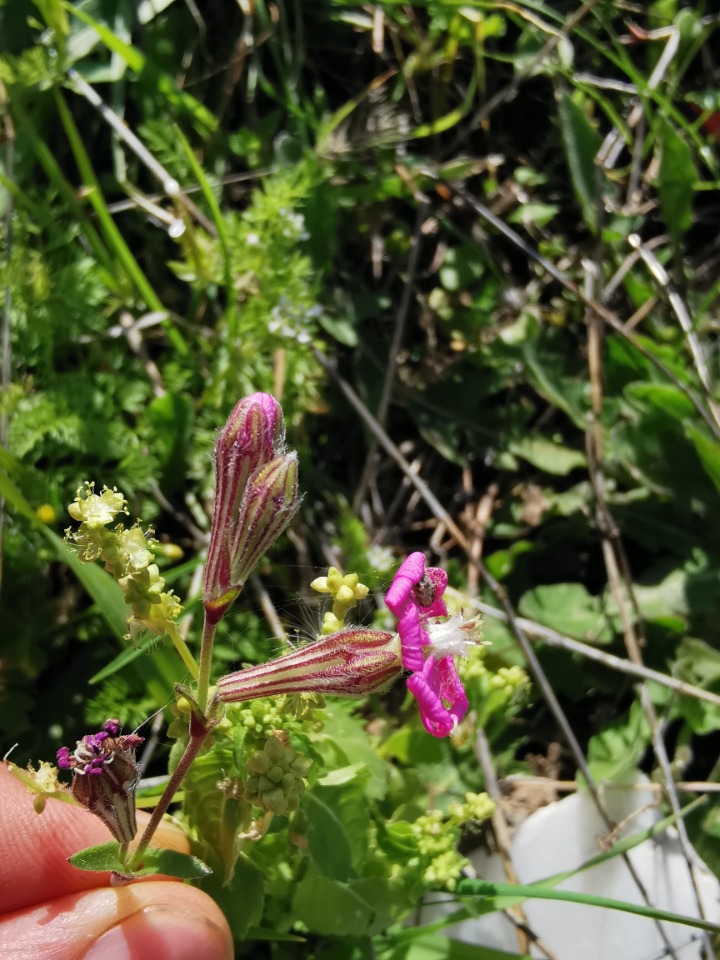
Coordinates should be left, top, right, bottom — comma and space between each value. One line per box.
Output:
384, 552, 448, 671
385, 552, 470, 738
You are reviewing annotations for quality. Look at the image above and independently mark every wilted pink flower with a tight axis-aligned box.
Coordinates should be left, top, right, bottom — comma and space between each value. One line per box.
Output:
384, 552, 448, 670
204, 393, 300, 624
385, 553, 471, 738
57, 719, 144, 843
217, 629, 401, 702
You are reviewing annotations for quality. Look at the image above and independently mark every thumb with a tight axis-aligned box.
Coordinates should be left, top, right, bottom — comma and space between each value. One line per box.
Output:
1, 881, 232, 960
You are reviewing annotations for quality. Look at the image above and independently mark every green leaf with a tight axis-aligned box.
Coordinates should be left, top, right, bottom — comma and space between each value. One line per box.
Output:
686, 425, 720, 495
144, 393, 193, 495
509, 436, 586, 475
558, 92, 602, 233
304, 765, 370, 880
68, 842, 211, 880
519, 583, 613, 643
587, 701, 649, 782
379, 932, 530, 960
658, 118, 696, 242
292, 868, 392, 936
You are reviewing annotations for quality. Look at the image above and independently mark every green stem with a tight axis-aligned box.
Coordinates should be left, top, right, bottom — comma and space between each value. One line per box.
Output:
129, 705, 215, 869
196, 612, 218, 714
119, 841, 129, 866
166, 623, 199, 680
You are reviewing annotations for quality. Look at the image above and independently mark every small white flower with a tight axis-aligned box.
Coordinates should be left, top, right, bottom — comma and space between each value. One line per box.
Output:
246, 232, 260, 246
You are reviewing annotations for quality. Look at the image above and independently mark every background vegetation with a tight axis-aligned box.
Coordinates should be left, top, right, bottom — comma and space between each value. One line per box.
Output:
2, 0, 720, 955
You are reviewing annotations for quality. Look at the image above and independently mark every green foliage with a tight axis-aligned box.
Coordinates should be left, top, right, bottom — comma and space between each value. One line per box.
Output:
4, 0, 720, 955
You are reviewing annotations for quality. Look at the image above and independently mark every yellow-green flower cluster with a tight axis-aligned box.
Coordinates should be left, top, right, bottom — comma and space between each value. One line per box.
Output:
310, 567, 369, 635
457, 645, 530, 726
410, 791, 494, 890
65, 482, 181, 642
410, 810, 467, 890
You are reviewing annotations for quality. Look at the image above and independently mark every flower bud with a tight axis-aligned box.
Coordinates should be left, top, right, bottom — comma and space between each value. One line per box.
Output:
216, 629, 402, 703
56, 719, 144, 844
204, 394, 300, 623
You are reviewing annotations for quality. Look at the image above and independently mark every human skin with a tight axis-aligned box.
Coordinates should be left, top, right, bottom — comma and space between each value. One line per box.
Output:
0, 763, 233, 959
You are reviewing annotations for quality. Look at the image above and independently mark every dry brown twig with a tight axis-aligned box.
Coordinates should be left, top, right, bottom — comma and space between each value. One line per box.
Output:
583, 259, 713, 950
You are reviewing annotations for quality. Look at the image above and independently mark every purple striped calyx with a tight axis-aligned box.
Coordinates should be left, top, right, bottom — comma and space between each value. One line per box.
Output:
204, 393, 300, 624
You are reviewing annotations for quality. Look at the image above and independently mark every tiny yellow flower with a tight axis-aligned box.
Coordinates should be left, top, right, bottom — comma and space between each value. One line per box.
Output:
35, 504, 56, 524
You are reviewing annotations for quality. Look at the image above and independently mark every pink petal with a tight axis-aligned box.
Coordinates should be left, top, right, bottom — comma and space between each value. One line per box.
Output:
407, 665, 454, 738
398, 605, 426, 671
437, 657, 469, 726
385, 552, 426, 615
406, 654, 469, 738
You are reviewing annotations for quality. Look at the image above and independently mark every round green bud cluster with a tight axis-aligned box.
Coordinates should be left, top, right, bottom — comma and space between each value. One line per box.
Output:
422, 849, 467, 891
65, 482, 182, 642
244, 733, 312, 816
228, 699, 287, 746
410, 810, 466, 891
447, 790, 495, 824
488, 665, 529, 697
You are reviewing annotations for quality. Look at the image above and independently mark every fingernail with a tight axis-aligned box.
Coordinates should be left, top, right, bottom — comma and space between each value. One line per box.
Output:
84, 908, 230, 960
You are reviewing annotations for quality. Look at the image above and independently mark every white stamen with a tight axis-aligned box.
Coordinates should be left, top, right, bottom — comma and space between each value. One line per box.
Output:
426, 615, 480, 659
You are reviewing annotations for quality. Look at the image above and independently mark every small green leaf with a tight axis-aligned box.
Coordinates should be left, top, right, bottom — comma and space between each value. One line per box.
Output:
509, 436, 586, 475
558, 92, 602, 233
69, 842, 211, 880
68, 842, 127, 874
686, 425, 720, 495
658, 118, 696, 242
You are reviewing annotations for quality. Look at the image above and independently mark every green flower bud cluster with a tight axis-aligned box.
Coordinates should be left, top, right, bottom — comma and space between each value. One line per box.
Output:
447, 790, 495, 825
66, 482, 181, 641
244, 733, 312, 816
410, 810, 467, 890
310, 567, 369, 635
457, 646, 529, 728
409, 791, 494, 891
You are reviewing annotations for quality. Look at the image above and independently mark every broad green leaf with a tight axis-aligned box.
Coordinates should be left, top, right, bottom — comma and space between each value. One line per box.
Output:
323, 706, 389, 799
624, 383, 695, 421
672, 638, 720, 734
379, 931, 531, 960
519, 583, 613, 643
686, 425, 720, 495
587, 701, 649, 782
558, 92, 602, 233
509, 436, 586, 475
69, 842, 211, 880
304, 766, 370, 880
658, 118, 696, 242
292, 868, 393, 936
201, 858, 265, 941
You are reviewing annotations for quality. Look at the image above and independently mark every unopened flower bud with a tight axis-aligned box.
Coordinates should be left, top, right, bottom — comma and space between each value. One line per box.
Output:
217, 629, 402, 703
204, 394, 300, 624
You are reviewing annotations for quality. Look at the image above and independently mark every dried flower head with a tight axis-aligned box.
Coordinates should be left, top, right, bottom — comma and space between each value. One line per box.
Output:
57, 719, 144, 844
